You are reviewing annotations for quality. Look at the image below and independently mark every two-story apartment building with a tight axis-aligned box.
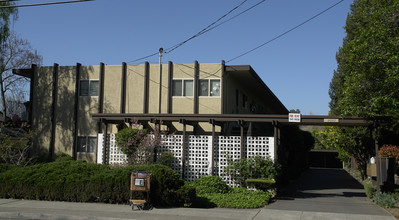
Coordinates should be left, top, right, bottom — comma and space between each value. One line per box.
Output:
14, 61, 288, 163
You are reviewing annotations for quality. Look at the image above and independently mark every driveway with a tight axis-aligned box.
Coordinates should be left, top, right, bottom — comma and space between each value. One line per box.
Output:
265, 168, 393, 216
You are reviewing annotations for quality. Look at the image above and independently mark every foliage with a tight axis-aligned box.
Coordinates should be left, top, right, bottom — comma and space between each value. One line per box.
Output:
196, 187, 272, 208
364, 183, 377, 199
245, 179, 276, 191
115, 121, 172, 165
328, 0, 399, 179
156, 151, 175, 168
115, 127, 148, 164
0, 1, 17, 43
0, 32, 42, 121
0, 126, 37, 167
225, 156, 280, 186
188, 176, 229, 194
372, 193, 397, 208
0, 160, 193, 207
378, 144, 399, 161
312, 126, 373, 179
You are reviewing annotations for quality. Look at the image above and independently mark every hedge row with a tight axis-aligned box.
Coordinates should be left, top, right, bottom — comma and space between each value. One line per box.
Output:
0, 156, 194, 206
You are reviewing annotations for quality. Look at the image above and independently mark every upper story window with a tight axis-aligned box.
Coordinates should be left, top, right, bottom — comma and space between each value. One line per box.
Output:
199, 79, 220, 97
172, 79, 193, 97
80, 80, 99, 97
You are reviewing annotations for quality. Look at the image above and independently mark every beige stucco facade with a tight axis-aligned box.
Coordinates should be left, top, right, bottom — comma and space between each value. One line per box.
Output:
27, 61, 287, 163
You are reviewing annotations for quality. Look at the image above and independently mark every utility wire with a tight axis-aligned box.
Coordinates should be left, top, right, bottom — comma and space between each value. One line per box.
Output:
0, 0, 93, 8
164, 0, 250, 54
226, 0, 345, 63
127, 0, 267, 64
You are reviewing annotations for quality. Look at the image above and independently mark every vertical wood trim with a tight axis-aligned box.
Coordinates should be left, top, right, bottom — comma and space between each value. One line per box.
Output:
181, 119, 187, 180
98, 63, 105, 133
211, 120, 215, 176
73, 63, 81, 160
143, 62, 149, 113
167, 61, 173, 114
29, 64, 37, 125
239, 120, 245, 159
121, 62, 127, 113
194, 61, 199, 114
221, 60, 226, 114
103, 122, 108, 165
50, 63, 59, 158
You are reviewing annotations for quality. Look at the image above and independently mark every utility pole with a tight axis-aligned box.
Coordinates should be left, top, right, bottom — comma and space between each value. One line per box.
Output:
158, 47, 163, 114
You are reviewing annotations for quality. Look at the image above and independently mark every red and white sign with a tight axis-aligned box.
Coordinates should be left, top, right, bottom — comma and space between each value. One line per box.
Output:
289, 113, 301, 123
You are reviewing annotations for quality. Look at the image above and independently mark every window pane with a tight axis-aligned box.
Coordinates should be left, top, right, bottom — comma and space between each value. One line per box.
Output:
184, 80, 193, 96
89, 81, 99, 96
172, 80, 182, 96
199, 79, 208, 96
80, 81, 89, 96
77, 137, 87, 152
88, 137, 97, 153
210, 79, 220, 96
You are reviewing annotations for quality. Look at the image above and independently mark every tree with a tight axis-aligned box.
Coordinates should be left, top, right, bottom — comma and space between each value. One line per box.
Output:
330, 0, 399, 119
0, 32, 42, 121
0, 1, 17, 43
327, 0, 399, 178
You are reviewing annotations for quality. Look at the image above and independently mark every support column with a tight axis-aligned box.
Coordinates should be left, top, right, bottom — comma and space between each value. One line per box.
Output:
221, 60, 225, 114
273, 121, 280, 163
98, 63, 105, 133
50, 63, 59, 158
143, 62, 149, 113
121, 62, 127, 113
239, 120, 245, 159
167, 61, 173, 114
102, 121, 108, 165
194, 61, 199, 114
29, 64, 37, 125
73, 63, 81, 160
181, 119, 187, 180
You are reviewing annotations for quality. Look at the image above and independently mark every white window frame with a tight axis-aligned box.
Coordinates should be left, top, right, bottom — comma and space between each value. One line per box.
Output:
199, 79, 221, 97
172, 79, 194, 97
79, 80, 99, 97
77, 136, 97, 154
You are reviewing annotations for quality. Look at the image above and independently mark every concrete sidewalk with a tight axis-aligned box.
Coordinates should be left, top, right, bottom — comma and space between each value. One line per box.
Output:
0, 198, 396, 220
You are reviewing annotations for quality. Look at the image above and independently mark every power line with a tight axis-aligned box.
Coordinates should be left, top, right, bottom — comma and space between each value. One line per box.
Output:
127, 0, 267, 64
0, 0, 93, 8
226, 0, 345, 63
164, 0, 250, 54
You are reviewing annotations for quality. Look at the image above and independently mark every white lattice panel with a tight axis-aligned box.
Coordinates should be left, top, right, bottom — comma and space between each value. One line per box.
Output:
159, 135, 183, 175
97, 133, 275, 187
185, 135, 212, 181
216, 136, 242, 187
108, 134, 128, 165
246, 137, 274, 161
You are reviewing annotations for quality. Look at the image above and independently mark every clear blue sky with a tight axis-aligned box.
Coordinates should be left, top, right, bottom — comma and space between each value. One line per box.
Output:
12, 0, 353, 115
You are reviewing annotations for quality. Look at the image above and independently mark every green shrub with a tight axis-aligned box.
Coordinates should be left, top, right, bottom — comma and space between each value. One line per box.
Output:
246, 178, 276, 191
0, 160, 192, 207
199, 187, 272, 208
225, 156, 280, 185
0, 163, 14, 173
364, 183, 377, 199
189, 176, 229, 194
372, 193, 397, 208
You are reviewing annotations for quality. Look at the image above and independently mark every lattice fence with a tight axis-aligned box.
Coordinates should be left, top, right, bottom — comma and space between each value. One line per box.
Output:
97, 133, 274, 186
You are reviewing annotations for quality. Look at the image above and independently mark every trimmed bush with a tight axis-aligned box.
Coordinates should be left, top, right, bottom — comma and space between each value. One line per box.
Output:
246, 178, 276, 191
364, 183, 377, 199
372, 193, 397, 208
189, 176, 229, 194
0, 160, 193, 207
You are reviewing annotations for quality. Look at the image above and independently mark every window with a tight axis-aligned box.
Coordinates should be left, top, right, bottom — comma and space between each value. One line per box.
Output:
199, 79, 220, 97
172, 79, 193, 97
77, 136, 97, 153
80, 80, 99, 96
